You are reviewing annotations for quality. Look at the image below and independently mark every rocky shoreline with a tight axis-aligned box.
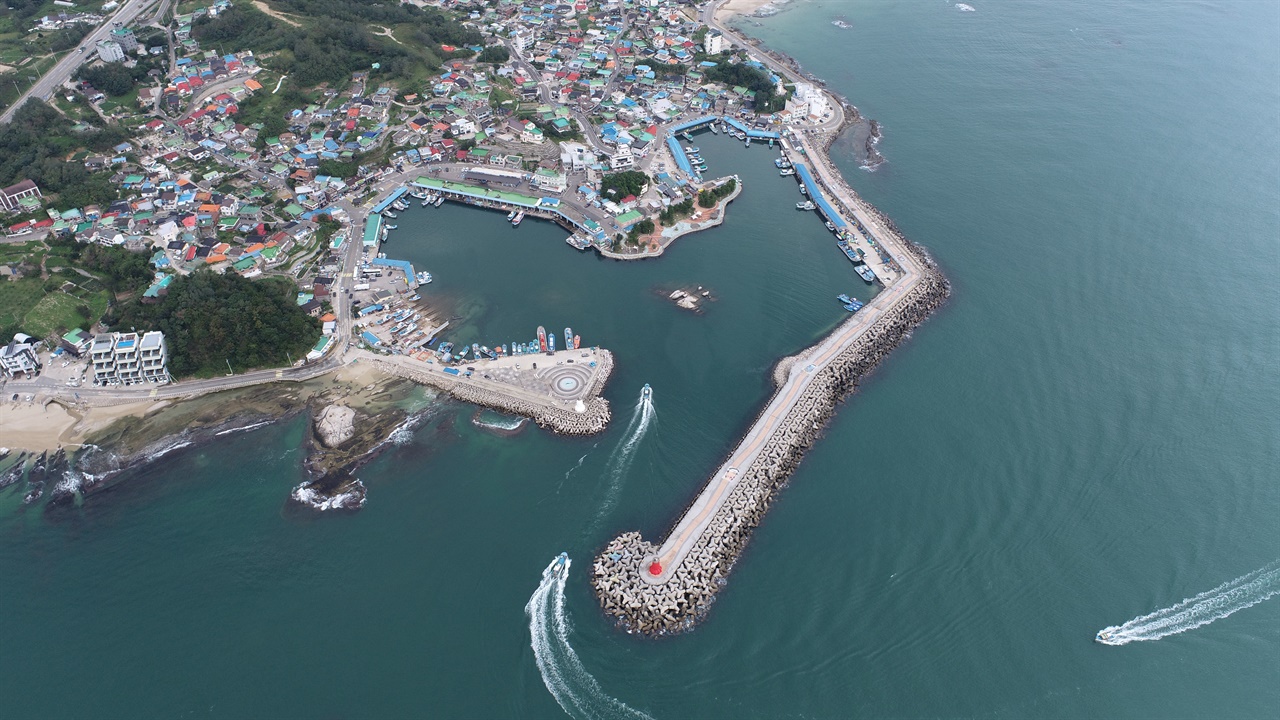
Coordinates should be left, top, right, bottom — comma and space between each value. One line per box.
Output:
592, 231, 950, 636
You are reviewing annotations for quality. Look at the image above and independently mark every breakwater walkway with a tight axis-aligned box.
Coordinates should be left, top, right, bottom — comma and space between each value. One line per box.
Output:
362, 347, 614, 436
592, 133, 950, 634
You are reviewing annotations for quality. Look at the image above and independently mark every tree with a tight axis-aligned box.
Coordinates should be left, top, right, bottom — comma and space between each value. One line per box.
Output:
600, 170, 649, 199
477, 45, 509, 64
109, 270, 320, 377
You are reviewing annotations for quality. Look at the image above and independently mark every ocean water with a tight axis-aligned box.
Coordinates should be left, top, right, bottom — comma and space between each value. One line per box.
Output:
2, 0, 1278, 717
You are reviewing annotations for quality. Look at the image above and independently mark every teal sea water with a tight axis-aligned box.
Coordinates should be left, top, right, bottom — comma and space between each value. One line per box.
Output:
3, 0, 1278, 716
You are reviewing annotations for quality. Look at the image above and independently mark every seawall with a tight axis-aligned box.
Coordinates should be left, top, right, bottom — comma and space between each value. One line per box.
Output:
592, 226, 949, 635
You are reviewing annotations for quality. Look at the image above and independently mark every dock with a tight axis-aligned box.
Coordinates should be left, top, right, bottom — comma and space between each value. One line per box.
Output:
364, 347, 613, 436
592, 129, 950, 635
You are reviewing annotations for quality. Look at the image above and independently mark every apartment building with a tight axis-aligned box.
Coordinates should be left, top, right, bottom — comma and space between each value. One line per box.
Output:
91, 331, 170, 385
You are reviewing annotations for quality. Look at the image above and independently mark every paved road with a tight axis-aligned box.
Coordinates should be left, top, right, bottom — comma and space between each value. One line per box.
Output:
0, 0, 158, 123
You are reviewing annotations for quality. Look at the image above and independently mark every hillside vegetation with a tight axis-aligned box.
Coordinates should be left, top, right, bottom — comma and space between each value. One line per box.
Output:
110, 269, 321, 377
192, 0, 481, 87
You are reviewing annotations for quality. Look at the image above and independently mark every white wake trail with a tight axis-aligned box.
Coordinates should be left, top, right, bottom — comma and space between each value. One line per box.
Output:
525, 556, 653, 720
590, 388, 655, 527
1097, 560, 1280, 645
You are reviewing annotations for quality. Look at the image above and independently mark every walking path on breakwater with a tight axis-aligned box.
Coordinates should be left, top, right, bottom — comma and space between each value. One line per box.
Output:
359, 346, 613, 436
592, 125, 950, 635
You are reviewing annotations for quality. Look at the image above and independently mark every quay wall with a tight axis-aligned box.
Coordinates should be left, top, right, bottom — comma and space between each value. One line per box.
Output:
367, 351, 614, 436
592, 234, 950, 635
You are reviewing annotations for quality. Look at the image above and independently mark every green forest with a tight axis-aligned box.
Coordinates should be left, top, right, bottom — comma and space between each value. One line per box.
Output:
0, 102, 129, 209
703, 62, 786, 113
600, 170, 649, 199
110, 270, 320, 377
191, 0, 481, 88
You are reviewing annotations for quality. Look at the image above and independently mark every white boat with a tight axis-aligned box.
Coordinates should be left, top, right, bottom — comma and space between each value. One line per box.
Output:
511, 211, 524, 227
434, 196, 444, 207
642, 383, 652, 400
552, 552, 569, 577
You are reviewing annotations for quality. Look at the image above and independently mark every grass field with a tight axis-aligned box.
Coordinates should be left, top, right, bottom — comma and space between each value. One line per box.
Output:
0, 274, 111, 338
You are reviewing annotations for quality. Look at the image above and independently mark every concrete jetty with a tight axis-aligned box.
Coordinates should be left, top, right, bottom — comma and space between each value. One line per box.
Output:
365, 347, 613, 436
592, 132, 950, 634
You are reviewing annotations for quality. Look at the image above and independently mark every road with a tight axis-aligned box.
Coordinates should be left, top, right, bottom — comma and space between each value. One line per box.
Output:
0, 0, 159, 124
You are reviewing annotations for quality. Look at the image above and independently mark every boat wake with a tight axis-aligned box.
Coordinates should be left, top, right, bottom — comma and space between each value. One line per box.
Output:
525, 556, 652, 720
589, 387, 655, 528
1097, 560, 1280, 645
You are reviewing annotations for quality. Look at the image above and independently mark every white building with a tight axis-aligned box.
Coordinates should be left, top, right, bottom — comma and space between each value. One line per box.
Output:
91, 331, 170, 385
787, 82, 831, 120
96, 39, 125, 63
704, 30, 725, 56
609, 144, 635, 170
0, 334, 41, 379
532, 168, 567, 193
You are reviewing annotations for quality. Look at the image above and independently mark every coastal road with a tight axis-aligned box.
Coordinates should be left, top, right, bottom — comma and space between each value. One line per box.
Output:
0, 0, 158, 124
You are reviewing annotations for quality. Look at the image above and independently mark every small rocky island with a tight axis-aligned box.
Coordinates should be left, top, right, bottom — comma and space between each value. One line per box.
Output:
664, 285, 715, 313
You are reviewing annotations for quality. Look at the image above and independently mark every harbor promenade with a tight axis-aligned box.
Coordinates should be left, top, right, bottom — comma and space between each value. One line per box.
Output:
592, 111, 950, 634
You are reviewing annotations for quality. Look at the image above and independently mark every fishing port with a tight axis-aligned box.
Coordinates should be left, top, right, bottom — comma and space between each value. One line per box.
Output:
591, 124, 951, 634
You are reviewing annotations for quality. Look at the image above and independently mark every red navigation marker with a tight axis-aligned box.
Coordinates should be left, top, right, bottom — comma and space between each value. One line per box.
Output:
648, 561, 663, 576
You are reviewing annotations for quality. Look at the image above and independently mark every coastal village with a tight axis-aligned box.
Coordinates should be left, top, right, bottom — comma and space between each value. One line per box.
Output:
0, 0, 948, 616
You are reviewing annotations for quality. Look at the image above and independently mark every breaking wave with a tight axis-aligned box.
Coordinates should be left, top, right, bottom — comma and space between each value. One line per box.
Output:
525, 556, 652, 720
1097, 560, 1280, 645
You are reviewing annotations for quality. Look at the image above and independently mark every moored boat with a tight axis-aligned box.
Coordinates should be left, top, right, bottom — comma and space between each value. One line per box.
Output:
433, 196, 444, 207
511, 211, 524, 227
573, 334, 580, 349
538, 326, 547, 353
564, 327, 573, 350
548, 333, 556, 353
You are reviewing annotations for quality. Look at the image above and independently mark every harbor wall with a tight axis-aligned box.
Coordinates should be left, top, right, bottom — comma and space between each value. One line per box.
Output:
367, 351, 614, 436
592, 234, 949, 635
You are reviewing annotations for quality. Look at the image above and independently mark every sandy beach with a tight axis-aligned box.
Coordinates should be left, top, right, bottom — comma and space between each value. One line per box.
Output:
716, 0, 782, 20
0, 398, 167, 453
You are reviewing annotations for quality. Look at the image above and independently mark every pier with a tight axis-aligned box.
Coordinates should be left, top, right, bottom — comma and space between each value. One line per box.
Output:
592, 129, 950, 634
364, 347, 614, 436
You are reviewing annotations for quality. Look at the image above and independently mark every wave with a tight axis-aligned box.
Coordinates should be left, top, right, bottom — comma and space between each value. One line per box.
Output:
474, 415, 526, 432
589, 387, 655, 529
214, 419, 275, 436
1097, 560, 1280, 645
525, 556, 652, 720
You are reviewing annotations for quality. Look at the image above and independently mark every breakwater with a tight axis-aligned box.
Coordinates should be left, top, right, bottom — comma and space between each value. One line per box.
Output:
367, 350, 614, 436
592, 223, 949, 634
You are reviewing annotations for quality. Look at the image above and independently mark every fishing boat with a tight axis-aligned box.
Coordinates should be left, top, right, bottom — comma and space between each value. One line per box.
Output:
434, 196, 444, 207
642, 383, 652, 400
382, 211, 397, 219
854, 264, 877, 283
797, 201, 815, 210
836, 294, 853, 305
564, 327, 572, 350
498, 345, 506, 357
710, 123, 719, 134
686, 146, 699, 154
682, 132, 693, 142
410, 190, 427, 200
538, 326, 548, 353
799, 185, 808, 195
408, 294, 420, 301
385, 224, 398, 230
511, 211, 524, 227
416, 271, 433, 284
422, 198, 433, 207
573, 334, 580, 349
507, 210, 517, 221
824, 221, 836, 232
779, 168, 795, 176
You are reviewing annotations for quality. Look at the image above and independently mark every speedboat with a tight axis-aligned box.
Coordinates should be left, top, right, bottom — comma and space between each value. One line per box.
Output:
552, 552, 569, 576
1096, 630, 1116, 644
642, 383, 652, 400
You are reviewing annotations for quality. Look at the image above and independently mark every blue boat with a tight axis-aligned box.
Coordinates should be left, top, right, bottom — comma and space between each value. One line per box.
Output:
836, 294, 853, 305
564, 327, 573, 350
